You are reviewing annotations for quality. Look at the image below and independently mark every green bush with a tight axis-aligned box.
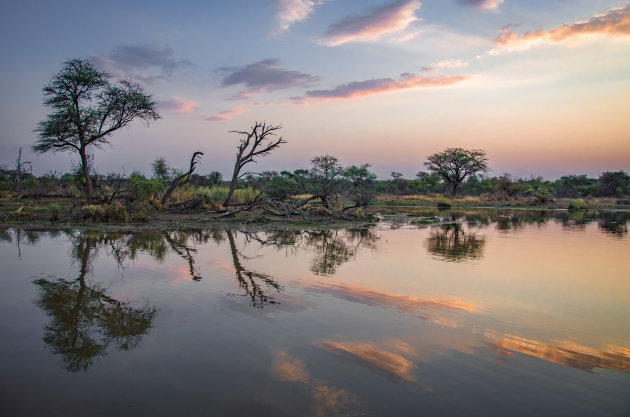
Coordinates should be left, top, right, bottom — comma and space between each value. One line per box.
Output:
130, 172, 164, 200
568, 199, 585, 210
265, 177, 298, 200
198, 185, 228, 204
48, 203, 61, 221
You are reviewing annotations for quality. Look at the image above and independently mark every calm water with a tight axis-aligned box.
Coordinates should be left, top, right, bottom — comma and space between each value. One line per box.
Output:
1, 210, 629, 416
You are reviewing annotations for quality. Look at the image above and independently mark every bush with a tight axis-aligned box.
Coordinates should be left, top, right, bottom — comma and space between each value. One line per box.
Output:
79, 205, 106, 221
435, 196, 452, 209
568, 199, 585, 210
130, 172, 164, 200
265, 177, 298, 200
48, 203, 61, 221
104, 201, 128, 221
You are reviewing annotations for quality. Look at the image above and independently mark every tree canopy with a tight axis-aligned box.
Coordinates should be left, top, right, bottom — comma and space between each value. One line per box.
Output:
424, 148, 489, 196
34, 59, 160, 201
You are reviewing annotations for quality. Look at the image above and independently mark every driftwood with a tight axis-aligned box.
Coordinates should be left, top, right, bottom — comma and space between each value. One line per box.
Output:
164, 198, 202, 211
215, 195, 316, 219
161, 152, 203, 206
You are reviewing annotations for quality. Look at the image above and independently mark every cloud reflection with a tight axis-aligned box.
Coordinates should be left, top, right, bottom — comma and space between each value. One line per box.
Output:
486, 331, 630, 374
322, 341, 416, 383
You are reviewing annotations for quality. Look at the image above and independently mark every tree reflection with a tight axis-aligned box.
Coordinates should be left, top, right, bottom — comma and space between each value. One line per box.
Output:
33, 233, 157, 372
425, 223, 486, 262
226, 230, 282, 309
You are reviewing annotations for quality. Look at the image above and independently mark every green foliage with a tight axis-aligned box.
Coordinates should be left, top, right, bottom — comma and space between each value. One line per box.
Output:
151, 157, 173, 184
309, 155, 344, 208
343, 164, 377, 207
197, 186, 228, 204
48, 203, 61, 221
568, 199, 585, 210
424, 148, 488, 196
265, 177, 298, 200
597, 171, 629, 196
130, 172, 164, 200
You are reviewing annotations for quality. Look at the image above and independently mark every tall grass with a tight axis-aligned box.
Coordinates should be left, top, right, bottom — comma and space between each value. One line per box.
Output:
196, 185, 259, 205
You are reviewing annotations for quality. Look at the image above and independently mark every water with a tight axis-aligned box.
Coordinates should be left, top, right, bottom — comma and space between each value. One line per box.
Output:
1, 210, 629, 416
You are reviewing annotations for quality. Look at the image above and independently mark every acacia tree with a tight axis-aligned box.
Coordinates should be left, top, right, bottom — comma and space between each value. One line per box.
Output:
34, 59, 160, 202
224, 122, 285, 206
424, 148, 488, 196
308, 155, 344, 209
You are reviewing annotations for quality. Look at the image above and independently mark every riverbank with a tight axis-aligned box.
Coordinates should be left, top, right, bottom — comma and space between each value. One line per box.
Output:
1, 193, 629, 231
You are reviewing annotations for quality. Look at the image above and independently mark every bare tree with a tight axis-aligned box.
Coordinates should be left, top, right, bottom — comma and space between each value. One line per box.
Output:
224, 122, 285, 206
161, 151, 203, 206
13, 147, 32, 192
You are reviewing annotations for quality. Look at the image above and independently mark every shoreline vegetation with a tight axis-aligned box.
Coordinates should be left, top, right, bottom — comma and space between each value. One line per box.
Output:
2, 192, 629, 232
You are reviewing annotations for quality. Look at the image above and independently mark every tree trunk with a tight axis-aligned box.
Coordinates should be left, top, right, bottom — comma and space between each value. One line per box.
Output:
80, 148, 93, 203
224, 160, 240, 206
451, 182, 458, 197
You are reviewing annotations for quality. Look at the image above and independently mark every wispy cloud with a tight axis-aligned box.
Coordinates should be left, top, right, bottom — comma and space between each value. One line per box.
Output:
457, 0, 503, 10
219, 59, 318, 100
160, 97, 199, 114
275, 0, 323, 33
490, 4, 630, 54
90, 45, 192, 83
320, 0, 421, 46
322, 341, 417, 383
294, 72, 470, 102
205, 107, 245, 122
433, 58, 469, 68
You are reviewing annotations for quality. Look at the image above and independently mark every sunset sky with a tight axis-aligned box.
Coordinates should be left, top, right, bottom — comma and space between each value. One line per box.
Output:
1, 0, 629, 179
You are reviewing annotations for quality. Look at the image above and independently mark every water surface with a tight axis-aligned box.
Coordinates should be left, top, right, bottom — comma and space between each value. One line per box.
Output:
1, 210, 628, 416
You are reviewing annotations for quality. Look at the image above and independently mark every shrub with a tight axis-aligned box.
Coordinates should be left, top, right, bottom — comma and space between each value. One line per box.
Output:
48, 203, 61, 221
79, 205, 106, 221
568, 199, 585, 210
104, 201, 128, 221
265, 177, 298, 200
435, 196, 452, 209
130, 172, 164, 200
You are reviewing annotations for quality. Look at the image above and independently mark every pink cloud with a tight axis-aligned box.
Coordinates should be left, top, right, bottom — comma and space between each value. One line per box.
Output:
205, 107, 245, 122
295, 72, 470, 102
160, 97, 199, 114
457, 0, 503, 10
275, 0, 322, 33
320, 0, 421, 46
491, 4, 630, 54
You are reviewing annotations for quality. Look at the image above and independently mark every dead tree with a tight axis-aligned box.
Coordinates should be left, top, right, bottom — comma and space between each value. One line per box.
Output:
224, 122, 285, 207
161, 151, 203, 206
14, 147, 32, 192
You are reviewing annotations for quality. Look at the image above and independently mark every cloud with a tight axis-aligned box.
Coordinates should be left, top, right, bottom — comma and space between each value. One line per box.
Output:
486, 330, 630, 374
433, 58, 469, 68
219, 59, 318, 99
320, 0, 421, 46
457, 0, 503, 10
90, 45, 192, 82
160, 97, 199, 114
322, 341, 416, 382
275, 0, 322, 33
295, 72, 470, 102
491, 4, 630, 54
205, 107, 245, 122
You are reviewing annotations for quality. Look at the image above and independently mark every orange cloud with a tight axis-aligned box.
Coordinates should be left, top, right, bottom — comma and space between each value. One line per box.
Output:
320, 0, 421, 46
205, 106, 244, 122
160, 97, 199, 114
322, 341, 416, 382
491, 4, 630, 54
273, 351, 310, 383
272, 350, 360, 415
295, 73, 470, 102
299, 279, 475, 314
486, 331, 630, 374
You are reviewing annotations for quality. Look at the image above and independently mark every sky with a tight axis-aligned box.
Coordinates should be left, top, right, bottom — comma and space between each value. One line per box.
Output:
0, 0, 629, 179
